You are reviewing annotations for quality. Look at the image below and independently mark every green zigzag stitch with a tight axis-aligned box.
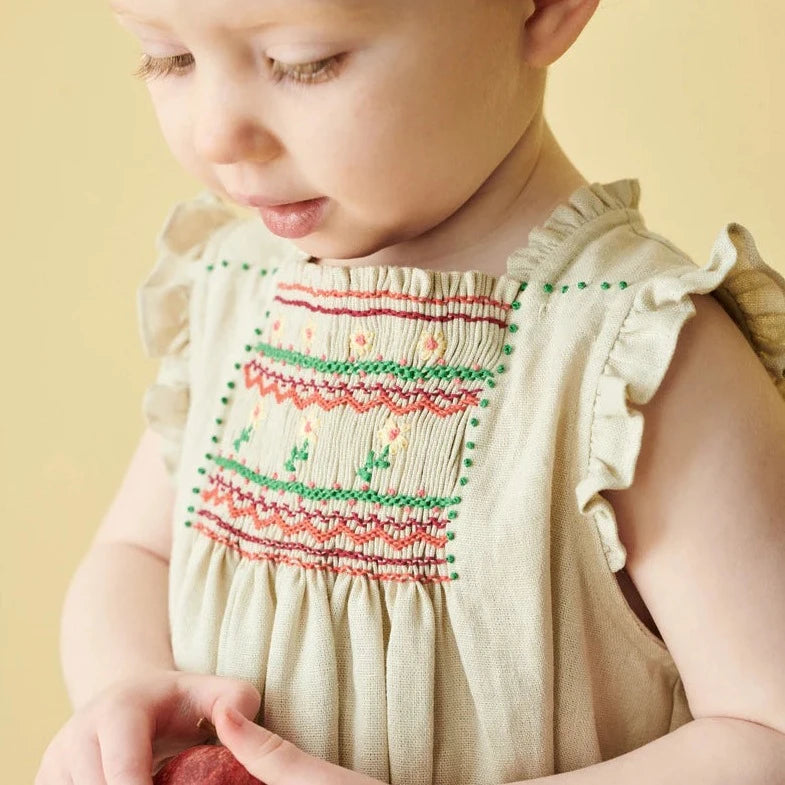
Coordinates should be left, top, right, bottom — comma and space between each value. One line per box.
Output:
254, 342, 494, 382
213, 455, 460, 509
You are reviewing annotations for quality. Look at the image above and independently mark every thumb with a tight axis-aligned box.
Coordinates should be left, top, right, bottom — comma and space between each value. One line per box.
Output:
211, 698, 308, 785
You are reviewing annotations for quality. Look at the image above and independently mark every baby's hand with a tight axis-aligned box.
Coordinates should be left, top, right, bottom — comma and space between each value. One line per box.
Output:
34, 669, 261, 785
209, 700, 386, 785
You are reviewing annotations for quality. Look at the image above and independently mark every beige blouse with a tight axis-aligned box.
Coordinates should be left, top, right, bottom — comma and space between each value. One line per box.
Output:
136, 179, 785, 782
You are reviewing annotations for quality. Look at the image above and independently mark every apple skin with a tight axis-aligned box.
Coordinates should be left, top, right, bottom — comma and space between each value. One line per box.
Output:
153, 744, 267, 785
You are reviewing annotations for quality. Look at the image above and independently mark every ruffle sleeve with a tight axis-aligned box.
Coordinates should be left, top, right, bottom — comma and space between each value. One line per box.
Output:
136, 190, 238, 480
575, 223, 785, 572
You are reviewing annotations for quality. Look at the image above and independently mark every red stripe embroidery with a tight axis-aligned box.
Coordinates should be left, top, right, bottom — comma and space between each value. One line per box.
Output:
244, 361, 481, 416
278, 280, 510, 310
198, 509, 447, 568
192, 521, 451, 584
273, 295, 509, 328
204, 482, 448, 549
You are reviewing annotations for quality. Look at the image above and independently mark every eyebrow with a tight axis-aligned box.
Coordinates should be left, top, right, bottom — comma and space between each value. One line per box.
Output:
109, 3, 172, 27
109, 0, 362, 29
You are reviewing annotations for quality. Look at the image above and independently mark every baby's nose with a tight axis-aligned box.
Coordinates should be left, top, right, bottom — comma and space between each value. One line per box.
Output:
191, 71, 279, 165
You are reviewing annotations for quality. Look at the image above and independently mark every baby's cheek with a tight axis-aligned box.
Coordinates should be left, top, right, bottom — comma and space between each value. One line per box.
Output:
147, 88, 197, 173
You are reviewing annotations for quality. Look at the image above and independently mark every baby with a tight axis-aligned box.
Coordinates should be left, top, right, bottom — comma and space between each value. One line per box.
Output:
36, 0, 785, 784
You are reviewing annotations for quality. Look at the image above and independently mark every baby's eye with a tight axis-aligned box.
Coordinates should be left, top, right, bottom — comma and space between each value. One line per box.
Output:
132, 53, 194, 80
268, 55, 343, 86
131, 52, 343, 86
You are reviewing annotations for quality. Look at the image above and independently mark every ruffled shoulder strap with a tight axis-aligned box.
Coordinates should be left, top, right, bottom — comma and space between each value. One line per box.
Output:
506, 179, 641, 282
575, 222, 785, 572
137, 190, 239, 479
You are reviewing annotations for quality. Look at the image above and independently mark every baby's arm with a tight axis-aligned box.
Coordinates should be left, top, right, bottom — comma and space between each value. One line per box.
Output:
60, 427, 176, 711
516, 293, 785, 782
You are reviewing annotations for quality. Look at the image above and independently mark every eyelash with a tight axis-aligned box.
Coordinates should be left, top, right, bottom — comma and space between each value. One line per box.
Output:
131, 52, 342, 86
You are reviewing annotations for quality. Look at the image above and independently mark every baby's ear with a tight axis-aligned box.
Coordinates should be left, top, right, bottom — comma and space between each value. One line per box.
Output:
521, 0, 601, 68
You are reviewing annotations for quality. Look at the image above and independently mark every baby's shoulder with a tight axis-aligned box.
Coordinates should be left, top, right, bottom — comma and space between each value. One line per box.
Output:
555, 219, 700, 293
546, 217, 784, 387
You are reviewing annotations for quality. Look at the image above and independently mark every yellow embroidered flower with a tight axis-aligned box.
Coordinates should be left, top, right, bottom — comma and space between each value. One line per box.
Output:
299, 413, 321, 442
270, 314, 285, 343
377, 416, 410, 455
301, 320, 317, 349
349, 325, 374, 357
417, 330, 447, 362
249, 399, 266, 427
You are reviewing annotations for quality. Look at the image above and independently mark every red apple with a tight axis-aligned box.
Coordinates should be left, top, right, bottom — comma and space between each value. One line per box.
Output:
153, 744, 266, 785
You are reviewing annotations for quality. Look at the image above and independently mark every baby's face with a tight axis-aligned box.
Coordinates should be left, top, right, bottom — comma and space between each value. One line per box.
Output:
111, 0, 541, 262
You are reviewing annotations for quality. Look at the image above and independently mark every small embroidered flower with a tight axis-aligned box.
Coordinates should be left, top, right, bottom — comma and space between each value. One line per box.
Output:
417, 330, 447, 362
270, 314, 285, 343
377, 416, 410, 455
299, 413, 321, 443
349, 325, 374, 357
249, 399, 266, 427
301, 320, 317, 349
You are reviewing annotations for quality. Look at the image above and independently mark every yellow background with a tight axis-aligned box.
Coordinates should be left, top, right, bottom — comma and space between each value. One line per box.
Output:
3, 0, 782, 780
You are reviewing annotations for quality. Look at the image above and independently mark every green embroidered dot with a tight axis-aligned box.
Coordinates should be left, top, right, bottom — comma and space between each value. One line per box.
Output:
450, 572, 459, 580
205, 453, 213, 460
206, 264, 214, 271
265, 310, 270, 317
459, 477, 468, 486
466, 441, 475, 449
470, 417, 479, 426
463, 458, 473, 467
511, 300, 521, 310
496, 365, 505, 373
508, 323, 519, 333
227, 381, 235, 389
446, 554, 455, 563
480, 399, 489, 408
601, 281, 610, 289
260, 269, 268, 276
446, 531, 456, 540
198, 467, 206, 474
619, 281, 628, 289
192, 487, 200, 494
221, 260, 229, 267
245, 344, 252, 351
254, 328, 262, 336
211, 436, 219, 443
272, 267, 279, 274
215, 418, 223, 425
448, 510, 458, 520
242, 262, 250, 270
234, 361, 242, 369
503, 345, 513, 355
543, 283, 554, 293
561, 285, 569, 293
577, 281, 587, 289
487, 379, 496, 388
519, 282, 528, 291
221, 396, 229, 405
185, 521, 192, 527
187, 506, 195, 513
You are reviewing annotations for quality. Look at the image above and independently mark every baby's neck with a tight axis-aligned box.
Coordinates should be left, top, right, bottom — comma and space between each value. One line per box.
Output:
311, 112, 588, 278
